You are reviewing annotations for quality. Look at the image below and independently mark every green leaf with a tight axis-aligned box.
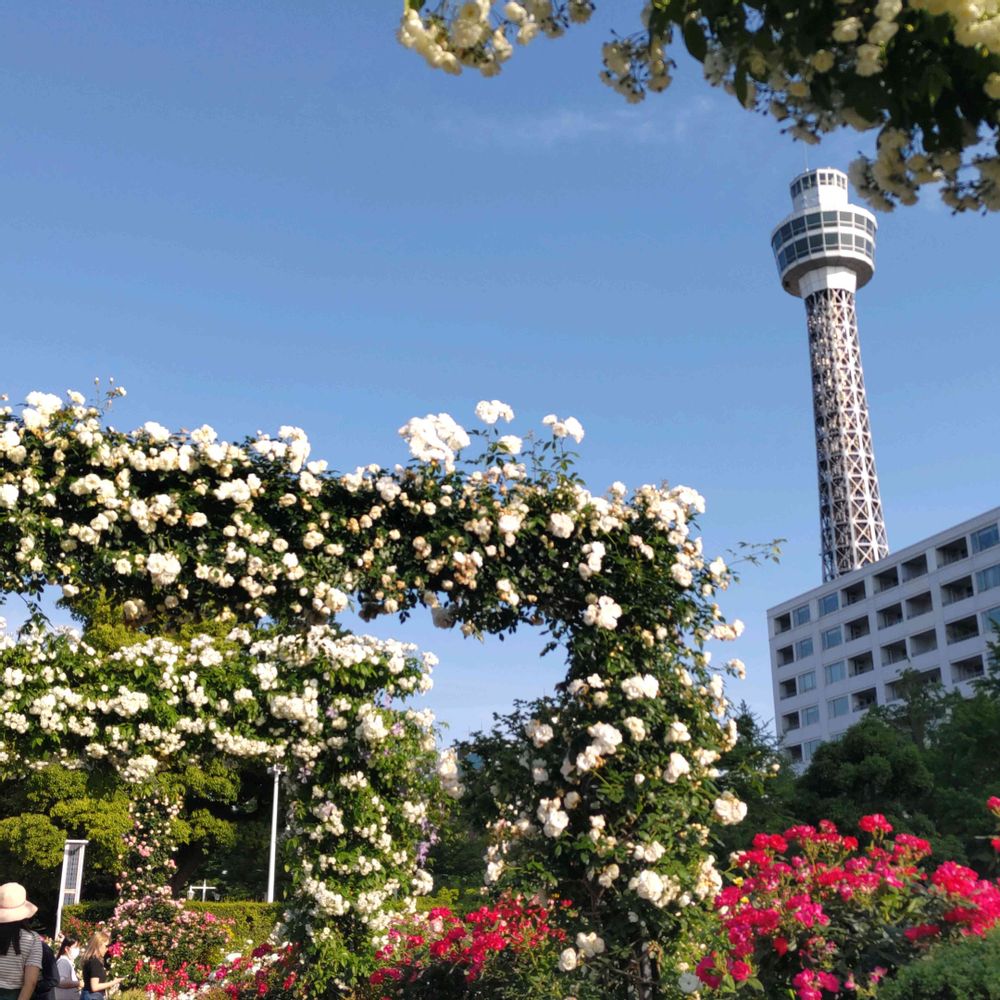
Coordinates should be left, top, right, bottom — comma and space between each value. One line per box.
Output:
683, 18, 708, 63
734, 67, 749, 106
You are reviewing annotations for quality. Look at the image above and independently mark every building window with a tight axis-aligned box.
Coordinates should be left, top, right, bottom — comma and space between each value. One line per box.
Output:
792, 604, 811, 627
781, 711, 801, 734
774, 612, 792, 635
880, 640, 908, 666
799, 670, 817, 693
852, 688, 878, 712
804, 738, 824, 761
779, 678, 797, 700
971, 523, 1000, 554
873, 567, 899, 593
819, 593, 839, 616
945, 615, 979, 645
905, 592, 933, 619
828, 695, 850, 719
942, 576, 974, 605
877, 603, 903, 629
901, 554, 929, 581
936, 537, 969, 567
975, 564, 1000, 593
981, 606, 1000, 637
786, 744, 804, 764
825, 660, 847, 684
802, 705, 820, 727
795, 637, 814, 659
849, 652, 875, 677
777, 645, 794, 666
908, 629, 938, 657
841, 580, 866, 606
821, 626, 843, 651
845, 615, 871, 641
952, 655, 985, 683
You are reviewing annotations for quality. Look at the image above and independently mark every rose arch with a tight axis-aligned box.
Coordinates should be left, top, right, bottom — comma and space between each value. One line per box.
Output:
0, 390, 749, 996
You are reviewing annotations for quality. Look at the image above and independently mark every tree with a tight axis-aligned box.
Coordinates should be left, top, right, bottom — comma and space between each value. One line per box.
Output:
400, 1, 1000, 212
791, 714, 937, 837
873, 666, 953, 748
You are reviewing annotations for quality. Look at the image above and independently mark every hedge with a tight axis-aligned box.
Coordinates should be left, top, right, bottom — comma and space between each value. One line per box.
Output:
62, 900, 281, 951
878, 928, 1000, 999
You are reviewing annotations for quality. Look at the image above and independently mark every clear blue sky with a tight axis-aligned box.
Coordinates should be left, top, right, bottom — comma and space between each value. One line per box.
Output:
2, 3, 997, 742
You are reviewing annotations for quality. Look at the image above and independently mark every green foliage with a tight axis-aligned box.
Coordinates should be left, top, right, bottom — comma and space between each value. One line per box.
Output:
792, 714, 937, 835
414, 887, 483, 913
877, 927, 1000, 999
713, 704, 798, 859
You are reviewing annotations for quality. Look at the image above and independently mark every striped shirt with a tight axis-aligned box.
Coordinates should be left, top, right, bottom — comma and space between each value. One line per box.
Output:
0, 929, 43, 989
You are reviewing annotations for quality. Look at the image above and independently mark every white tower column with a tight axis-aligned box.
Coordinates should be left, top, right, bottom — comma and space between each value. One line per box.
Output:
771, 169, 889, 581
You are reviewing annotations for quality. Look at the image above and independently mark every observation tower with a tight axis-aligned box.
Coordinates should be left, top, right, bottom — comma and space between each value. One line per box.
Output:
771, 168, 889, 582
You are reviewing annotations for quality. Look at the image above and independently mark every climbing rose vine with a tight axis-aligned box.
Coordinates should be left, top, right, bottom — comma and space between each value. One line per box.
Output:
0, 388, 748, 995
399, 1, 1000, 213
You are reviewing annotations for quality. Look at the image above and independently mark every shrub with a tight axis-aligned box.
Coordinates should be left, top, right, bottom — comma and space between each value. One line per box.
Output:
695, 814, 1000, 999
183, 902, 281, 951
877, 927, 1000, 999
62, 900, 278, 950
361, 895, 575, 1000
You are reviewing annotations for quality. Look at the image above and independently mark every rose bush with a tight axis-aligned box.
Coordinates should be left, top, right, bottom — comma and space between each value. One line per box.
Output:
0, 388, 752, 995
361, 894, 572, 999
694, 805, 1000, 998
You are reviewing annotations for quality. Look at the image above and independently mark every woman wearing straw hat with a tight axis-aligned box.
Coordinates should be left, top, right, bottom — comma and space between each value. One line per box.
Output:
0, 883, 43, 1000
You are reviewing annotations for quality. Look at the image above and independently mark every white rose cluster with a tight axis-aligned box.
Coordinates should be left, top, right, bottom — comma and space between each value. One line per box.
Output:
0, 390, 750, 992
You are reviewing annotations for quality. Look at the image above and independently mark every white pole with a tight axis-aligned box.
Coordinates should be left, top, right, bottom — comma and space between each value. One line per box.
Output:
266, 765, 282, 903
54, 842, 70, 938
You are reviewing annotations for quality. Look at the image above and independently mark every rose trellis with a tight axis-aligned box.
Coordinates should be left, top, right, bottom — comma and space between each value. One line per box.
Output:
0, 390, 748, 996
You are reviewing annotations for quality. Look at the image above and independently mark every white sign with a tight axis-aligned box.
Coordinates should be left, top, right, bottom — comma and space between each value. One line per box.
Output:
55, 839, 88, 936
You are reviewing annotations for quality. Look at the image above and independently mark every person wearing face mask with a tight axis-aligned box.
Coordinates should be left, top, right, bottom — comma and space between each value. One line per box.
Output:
53, 939, 81, 1000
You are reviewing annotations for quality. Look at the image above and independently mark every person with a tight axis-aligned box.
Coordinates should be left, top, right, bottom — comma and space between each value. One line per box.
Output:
0, 883, 42, 1000
53, 939, 81, 1000
77, 935, 118, 1000
29, 935, 59, 1000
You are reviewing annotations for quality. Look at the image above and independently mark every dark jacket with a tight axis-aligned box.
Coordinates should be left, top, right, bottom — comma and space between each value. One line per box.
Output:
32, 941, 58, 1000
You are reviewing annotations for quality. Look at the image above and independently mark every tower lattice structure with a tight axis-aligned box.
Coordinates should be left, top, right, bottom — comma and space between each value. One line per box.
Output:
771, 168, 889, 582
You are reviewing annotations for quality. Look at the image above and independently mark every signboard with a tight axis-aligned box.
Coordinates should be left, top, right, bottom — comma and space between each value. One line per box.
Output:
55, 839, 88, 936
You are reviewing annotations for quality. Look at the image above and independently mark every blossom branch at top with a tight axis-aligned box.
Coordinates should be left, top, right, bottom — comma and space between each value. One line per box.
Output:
399, 1, 1000, 213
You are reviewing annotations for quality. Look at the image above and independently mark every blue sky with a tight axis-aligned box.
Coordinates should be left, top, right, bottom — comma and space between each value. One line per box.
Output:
2, 3, 997, 742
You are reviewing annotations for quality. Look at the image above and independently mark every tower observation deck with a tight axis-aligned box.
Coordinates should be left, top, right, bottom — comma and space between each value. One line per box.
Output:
771, 168, 889, 582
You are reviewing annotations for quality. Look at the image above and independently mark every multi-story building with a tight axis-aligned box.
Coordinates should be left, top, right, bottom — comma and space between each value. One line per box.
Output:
767, 506, 1000, 764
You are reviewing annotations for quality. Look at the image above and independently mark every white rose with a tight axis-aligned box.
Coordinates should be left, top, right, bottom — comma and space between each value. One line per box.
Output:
558, 947, 578, 972
143, 421, 171, 443
665, 752, 691, 784
548, 511, 575, 538
713, 791, 748, 826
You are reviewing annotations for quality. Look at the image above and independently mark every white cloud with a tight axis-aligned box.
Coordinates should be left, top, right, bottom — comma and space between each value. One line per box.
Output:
443, 96, 718, 149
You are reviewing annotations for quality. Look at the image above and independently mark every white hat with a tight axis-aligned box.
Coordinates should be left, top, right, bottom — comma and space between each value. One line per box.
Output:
0, 884, 38, 923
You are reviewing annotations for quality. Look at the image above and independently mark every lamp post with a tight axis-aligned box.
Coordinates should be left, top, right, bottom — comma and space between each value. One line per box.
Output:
266, 765, 284, 903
